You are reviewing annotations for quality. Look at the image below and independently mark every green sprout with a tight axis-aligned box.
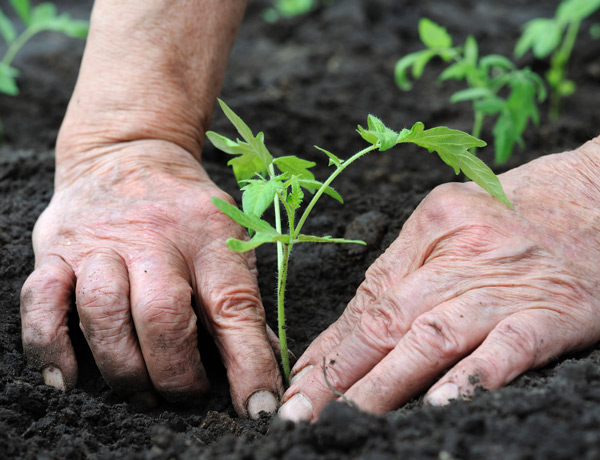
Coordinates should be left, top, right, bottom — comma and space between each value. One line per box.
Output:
395, 18, 546, 165
0, 0, 89, 138
207, 99, 511, 383
515, 0, 600, 120
263, 0, 334, 23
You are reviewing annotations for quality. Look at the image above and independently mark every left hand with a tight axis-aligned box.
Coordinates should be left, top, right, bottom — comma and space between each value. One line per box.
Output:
279, 138, 600, 421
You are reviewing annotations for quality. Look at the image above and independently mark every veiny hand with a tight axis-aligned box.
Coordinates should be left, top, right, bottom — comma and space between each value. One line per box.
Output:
279, 138, 600, 421
20, 140, 283, 418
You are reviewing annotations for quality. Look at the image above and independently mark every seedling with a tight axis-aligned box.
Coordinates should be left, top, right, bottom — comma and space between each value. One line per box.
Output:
0, 0, 88, 137
515, 0, 600, 119
395, 18, 546, 165
207, 99, 511, 383
263, 0, 334, 23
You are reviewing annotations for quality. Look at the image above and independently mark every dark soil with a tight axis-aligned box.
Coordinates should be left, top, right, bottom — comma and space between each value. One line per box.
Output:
1, 0, 600, 458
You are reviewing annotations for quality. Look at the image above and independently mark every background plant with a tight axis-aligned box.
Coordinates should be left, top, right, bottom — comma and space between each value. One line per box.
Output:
0, 0, 88, 137
207, 99, 511, 383
514, 0, 600, 119
395, 18, 546, 165
263, 0, 334, 23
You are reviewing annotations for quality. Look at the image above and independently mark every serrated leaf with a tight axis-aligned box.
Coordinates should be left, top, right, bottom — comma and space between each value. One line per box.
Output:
216, 99, 273, 170
10, 0, 30, 26
30, 3, 56, 25
241, 177, 283, 219
450, 87, 494, 103
226, 232, 290, 252
297, 179, 344, 204
397, 123, 511, 207
419, 18, 452, 49
557, 0, 600, 23
314, 145, 341, 167
211, 197, 278, 233
394, 50, 429, 90
274, 156, 316, 181
0, 10, 17, 44
295, 234, 366, 245
357, 115, 400, 151
0, 63, 19, 95
286, 178, 304, 210
515, 18, 563, 58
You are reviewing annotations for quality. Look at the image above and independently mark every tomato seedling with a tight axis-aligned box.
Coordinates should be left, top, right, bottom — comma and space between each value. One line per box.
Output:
514, 0, 600, 120
395, 18, 546, 165
208, 99, 511, 383
0, 0, 88, 138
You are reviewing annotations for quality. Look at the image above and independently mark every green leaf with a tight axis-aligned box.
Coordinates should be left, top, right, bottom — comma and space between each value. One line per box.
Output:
419, 18, 452, 49
274, 155, 316, 181
44, 14, 89, 38
450, 87, 494, 103
30, 2, 56, 24
412, 49, 438, 79
216, 99, 273, 170
357, 115, 400, 151
10, 0, 31, 26
463, 35, 478, 65
474, 96, 505, 115
297, 179, 344, 203
314, 145, 341, 167
397, 123, 512, 207
211, 197, 278, 233
286, 178, 304, 210
0, 63, 19, 95
515, 18, 563, 58
480, 54, 516, 72
226, 232, 290, 252
438, 61, 470, 81
295, 234, 366, 245
394, 50, 430, 90
557, 0, 600, 23
0, 9, 17, 44
241, 177, 283, 219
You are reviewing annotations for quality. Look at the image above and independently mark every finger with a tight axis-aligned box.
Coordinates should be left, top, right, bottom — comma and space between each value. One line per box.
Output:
424, 309, 593, 406
290, 214, 429, 379
195, 238, 283, 419
129, 253, 209, 402
280, 265, 469, 421
20, 256, 78, 390
75, 250, 151, 394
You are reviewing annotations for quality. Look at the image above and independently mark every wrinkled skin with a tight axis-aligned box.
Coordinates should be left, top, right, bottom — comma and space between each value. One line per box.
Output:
20, 140, 283, 416
279, 138, 600, 421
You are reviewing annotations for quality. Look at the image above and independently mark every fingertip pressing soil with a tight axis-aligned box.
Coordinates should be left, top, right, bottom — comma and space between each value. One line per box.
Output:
1, 0, 600, 458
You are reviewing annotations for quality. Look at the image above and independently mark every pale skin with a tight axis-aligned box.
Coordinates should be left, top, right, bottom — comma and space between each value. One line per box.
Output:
20, 1, 600, 421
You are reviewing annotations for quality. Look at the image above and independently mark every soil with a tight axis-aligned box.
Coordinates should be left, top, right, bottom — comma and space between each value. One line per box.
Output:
1, 0, 600, 458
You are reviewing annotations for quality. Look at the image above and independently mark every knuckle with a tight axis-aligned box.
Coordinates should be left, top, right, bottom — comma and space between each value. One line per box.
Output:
492, 320, 539, 362
360, 264, 391, 301
357, 296, 407, 354
211, 286, 265, 327
408, 312, 463, 364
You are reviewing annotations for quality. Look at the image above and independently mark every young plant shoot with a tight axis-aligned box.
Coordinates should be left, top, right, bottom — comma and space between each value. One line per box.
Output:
0, 0, 88, 137
515, 0, 600, 119
395, 18, 546, 165
207, 99, 511, 383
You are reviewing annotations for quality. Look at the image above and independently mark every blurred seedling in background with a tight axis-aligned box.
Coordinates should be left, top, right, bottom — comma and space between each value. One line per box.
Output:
395, 18, 546, 165
0, 0, 88, 139
207, 99, 511, 383
515, 0, 600, 120
263, 0, 334, 23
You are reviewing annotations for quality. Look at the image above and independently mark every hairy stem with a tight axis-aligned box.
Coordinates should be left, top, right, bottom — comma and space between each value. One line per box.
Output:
293, 144, 376, 238
278, 242, 292, 383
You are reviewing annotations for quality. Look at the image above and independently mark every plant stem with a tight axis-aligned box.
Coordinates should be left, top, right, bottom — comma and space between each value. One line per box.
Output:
549, 19, 580, 121
1, 26, 41, 67
470, 109, 484, 156
277, 242, 292, 383
293, 144, 376, 238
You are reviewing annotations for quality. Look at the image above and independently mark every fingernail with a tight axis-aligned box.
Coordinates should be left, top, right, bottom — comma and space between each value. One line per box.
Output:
278, 393, 313, 422
290, 365, 313, 386
128, 391, 160, 409
246, 390, 279, 420
425, 382, 459, 406
42, 366, 66, 391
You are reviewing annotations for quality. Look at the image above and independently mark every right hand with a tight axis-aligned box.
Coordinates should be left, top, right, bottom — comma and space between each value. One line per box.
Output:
20, 139, 283, 418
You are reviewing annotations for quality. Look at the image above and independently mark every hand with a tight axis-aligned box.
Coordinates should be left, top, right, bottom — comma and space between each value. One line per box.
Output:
20, 140, 283, 418
279, 138, 600, 421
